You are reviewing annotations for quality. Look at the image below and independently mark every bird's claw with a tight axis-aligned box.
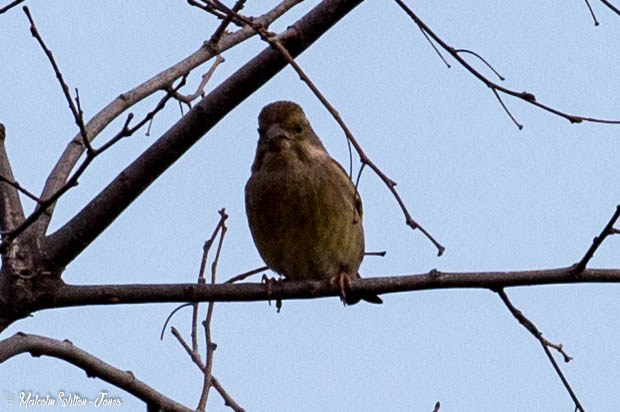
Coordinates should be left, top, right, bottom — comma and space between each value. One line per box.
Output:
262, 274, 283, 312
330, 272, 353, 306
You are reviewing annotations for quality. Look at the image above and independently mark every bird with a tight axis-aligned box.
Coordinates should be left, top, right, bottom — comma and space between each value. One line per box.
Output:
244, 100, 382, 305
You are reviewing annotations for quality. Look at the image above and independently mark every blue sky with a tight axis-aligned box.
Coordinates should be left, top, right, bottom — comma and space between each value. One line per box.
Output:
1, 1, 620, 411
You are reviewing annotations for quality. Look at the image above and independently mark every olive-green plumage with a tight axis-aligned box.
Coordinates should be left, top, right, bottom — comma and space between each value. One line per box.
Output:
245, 101, 382, 305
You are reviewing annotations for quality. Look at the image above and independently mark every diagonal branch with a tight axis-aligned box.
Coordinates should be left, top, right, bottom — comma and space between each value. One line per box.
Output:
600, 0, 620, 16
23, 7, 90, 153
40, 0, 364, 271
575, 205, 620, 273
33, 0, 302, 239
0, 0, 24, 14
0, 124, 25, 233
0, 333, 194, 412
497, 289, 584, 412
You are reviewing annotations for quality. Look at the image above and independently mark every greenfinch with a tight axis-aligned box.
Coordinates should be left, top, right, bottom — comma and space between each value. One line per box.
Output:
245, 101, 382, 305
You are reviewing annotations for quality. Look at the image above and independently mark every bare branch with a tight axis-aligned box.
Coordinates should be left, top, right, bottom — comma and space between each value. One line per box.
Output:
40, 0, 365, 272
170, 329, 245, 412
394, 0, 620, 127
36, 267, 620, 311
0, 174, 42, 204
173, 55, 225, 104
600, 0, 620, 15
211, 377, 246, 412
584, 0, 600, 25
0, 124, 26, 232
224, 266, 268, 284
23, 7, 91, 153
0, 0, 25, 14
0, 333, 194, 412
454, 49, 505, 81
497, 289, 583, 411
33, 0, 303, 238
575, 205, 620, 273
205, 0, 247, 49
197, 209, 227, 411
0, 78, 192, 253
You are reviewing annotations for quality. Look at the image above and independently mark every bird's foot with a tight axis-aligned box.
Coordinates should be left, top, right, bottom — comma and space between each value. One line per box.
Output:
262, 274, 283, 312
330, 271, 353, 306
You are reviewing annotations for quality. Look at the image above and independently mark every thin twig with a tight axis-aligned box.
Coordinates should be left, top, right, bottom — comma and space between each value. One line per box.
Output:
418, 25, 450, 68
171, 326, 205, 371
584, 0, 600, 25
174, 56, 225, 104
210, 1, 444, 255
364, 250, 386, 257
169, 329, 245, 411
159, 303, 193, 340
211, 377, 246, 412
394, 0, 620, 126
23, 7, 91, 152
454, 48, 505, 80
492, 88, 523, 130
496, 289, 583, 412
197, 209, 228, 411
224, 265, 268, 283
575, 205, 620, 273
206, 0, 247, 48
188, 0, 235, 22
0, 174, 42, 203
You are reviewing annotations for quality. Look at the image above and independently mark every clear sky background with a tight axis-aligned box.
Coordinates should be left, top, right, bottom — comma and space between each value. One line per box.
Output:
1, 1, 620, 411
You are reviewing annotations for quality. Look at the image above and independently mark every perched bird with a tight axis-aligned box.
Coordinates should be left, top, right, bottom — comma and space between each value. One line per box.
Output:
245, 101, 382, 305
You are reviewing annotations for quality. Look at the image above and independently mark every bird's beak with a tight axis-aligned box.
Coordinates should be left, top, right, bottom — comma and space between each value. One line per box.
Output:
265, 124, 290, 151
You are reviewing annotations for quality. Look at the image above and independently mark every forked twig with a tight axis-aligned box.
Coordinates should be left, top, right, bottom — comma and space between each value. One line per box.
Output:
165, 209, 241, 411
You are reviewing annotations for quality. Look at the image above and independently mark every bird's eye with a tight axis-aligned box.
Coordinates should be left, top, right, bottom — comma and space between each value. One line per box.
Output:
293, 124, 303, 133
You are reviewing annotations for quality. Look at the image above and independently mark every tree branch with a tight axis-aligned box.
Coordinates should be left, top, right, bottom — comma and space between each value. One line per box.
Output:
33, 0, 302, 238
0, 0, 24, 14
0, 124, 25, 233
41, 0, 364, 271
394, 0, 620, 127
33, 267, 620, 311
575, 205, 620, 273
0, 333, 194, 412
497, 289, 584, 411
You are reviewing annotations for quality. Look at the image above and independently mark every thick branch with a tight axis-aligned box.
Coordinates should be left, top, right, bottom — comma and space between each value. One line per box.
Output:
33, 0, 302, 238
0, 333, 194, 412
41, 0, 364, 270
37, 267, 620, 310
0, 124, 25, 233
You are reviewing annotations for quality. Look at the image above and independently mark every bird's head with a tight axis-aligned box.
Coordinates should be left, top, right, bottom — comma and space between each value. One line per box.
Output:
251, 101, 327, 172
